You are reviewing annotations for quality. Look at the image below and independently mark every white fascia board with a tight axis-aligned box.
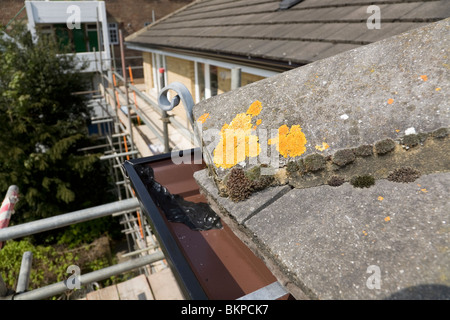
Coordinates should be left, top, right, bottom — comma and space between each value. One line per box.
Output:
126, 44, 279, 78
25, 1, 100, 24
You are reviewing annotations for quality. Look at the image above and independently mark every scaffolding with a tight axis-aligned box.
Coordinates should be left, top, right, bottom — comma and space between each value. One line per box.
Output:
0, 20, 198, 298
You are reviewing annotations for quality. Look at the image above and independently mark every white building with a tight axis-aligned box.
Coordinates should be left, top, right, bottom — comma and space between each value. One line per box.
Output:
25, 0, 111, 73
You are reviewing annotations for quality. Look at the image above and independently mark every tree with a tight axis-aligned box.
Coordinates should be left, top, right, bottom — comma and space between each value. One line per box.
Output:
0, 25, 115, 225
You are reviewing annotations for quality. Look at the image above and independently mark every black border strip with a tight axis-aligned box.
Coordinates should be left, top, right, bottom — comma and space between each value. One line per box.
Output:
122, 149, 208, 300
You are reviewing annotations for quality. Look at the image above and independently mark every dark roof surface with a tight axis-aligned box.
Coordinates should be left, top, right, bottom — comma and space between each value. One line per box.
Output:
126, 0, 450, 68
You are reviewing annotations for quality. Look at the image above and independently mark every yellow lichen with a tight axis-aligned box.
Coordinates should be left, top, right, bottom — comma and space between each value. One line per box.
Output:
269, 124, 307, 158
213, 102, 262, 169
197, 113, 210, 124
246, 100, 262, 116
315, 142, 329, 151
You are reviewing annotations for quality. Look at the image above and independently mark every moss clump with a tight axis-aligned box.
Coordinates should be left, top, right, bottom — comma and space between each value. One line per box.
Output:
286, 161, 299, 175
354, 145, 373, 157
226, 168, 253, 202
332, 149, 356, 167
304, 153, 326, 172
350, 175, 375, 188
402, 134, 420, 148
432, 127, 448, 139
387, 167, 421, 183
251, 175, 274, 192
375, 139, 396, 155
244, 166, 261, 181
327, 176, 345, 187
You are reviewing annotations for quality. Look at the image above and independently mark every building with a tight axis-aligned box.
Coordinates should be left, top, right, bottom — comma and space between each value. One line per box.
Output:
125, 0, 450, 103
1, 0, 194, 78
25, 0, 111, 73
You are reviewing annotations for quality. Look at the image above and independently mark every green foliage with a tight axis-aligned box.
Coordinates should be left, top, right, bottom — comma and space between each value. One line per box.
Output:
0, 25, 115, 224
0, 239, 79, 291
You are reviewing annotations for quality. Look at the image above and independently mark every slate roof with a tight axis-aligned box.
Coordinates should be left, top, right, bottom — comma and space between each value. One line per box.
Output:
126, 0, 450, 69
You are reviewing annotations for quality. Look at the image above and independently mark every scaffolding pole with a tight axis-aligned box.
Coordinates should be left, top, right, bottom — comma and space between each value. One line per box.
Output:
2, 251, 165, 300
0, 198, 140, 242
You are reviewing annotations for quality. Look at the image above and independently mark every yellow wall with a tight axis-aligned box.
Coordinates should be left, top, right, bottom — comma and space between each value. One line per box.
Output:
217, 67, 231, 94
165, 56, 196, 126
166, 56, 196, 95
142, 52, 153, 94
242, 72, 265, 86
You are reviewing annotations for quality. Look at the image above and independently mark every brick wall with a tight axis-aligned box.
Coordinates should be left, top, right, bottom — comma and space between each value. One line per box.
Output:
1, 0, 194, 80
0, 0, 27, 28
105, 0, 194, 79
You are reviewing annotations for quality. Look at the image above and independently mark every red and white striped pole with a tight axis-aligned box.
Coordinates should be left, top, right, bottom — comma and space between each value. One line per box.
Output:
0, 185, 19, 250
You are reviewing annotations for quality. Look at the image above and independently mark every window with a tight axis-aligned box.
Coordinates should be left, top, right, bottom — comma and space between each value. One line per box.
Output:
151, 53, 167, 92
194, 62, 221, 102
108, 23, 119, 45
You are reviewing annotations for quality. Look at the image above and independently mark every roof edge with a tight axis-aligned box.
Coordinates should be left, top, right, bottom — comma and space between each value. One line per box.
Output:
125, 0, 205, 42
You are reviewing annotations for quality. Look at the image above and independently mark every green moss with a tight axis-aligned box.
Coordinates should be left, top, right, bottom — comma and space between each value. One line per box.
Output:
432, 128, 448, 139
332, 149, 356, 167
387, 167, 421, 183
375, 139, 396, 155
244, 166, 261, 181
227, 168, 253, 202
304, 153, 326, 172
286, 161, 299, 174
251, 175, 274, 192
350, 175, 375, 188
402, 134, 420, 148
354, 145, 373, 157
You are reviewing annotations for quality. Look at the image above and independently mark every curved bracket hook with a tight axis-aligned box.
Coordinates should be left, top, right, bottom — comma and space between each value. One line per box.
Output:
158, 82, 195, 128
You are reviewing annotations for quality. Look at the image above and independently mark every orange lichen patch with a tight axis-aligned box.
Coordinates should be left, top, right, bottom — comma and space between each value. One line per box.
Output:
213, 101, 263, 168
387, 98, 394, 105
377, 196, 384, 201
246, 100, 263, 116
395, 129, 400, 133
420, 75, 428, 81
420, 188, 428, 193
384, 216, 391, 222
362, 230, 368, 236
269, 124, 307, 158
256, 119, 262, 126
435, 87, 441, 91
197, 113, 210, 124
315, 142, 330, 151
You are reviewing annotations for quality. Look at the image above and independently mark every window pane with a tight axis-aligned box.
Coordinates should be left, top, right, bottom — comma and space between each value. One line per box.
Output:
210, 65, 218, 96
197, 63, 205, 101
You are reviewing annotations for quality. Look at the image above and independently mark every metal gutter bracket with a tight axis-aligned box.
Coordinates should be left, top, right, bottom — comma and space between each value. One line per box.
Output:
158, 82, 195, 127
